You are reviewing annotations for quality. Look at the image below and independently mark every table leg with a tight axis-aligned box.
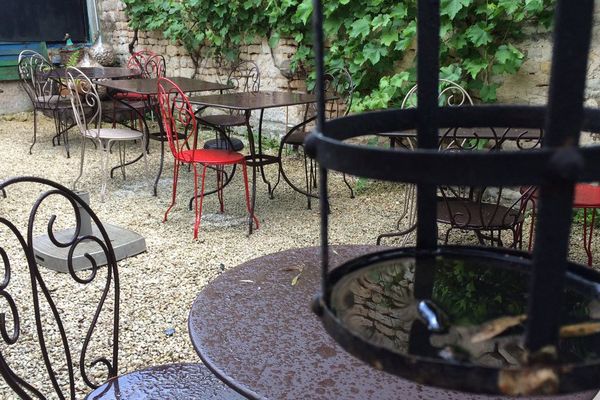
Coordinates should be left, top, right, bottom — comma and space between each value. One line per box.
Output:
256, 109, 273, 198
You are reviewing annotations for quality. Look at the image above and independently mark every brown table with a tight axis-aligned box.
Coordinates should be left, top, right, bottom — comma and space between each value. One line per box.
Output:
96, 77, 233, 196
188, 91, 324, 233
188, 246, 595, 400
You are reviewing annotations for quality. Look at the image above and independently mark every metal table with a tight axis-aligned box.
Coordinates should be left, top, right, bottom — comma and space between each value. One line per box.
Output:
97, 77, 233, 195
188, 91, 324, 233
188, 245, 595, 400
49, 66, 140, 80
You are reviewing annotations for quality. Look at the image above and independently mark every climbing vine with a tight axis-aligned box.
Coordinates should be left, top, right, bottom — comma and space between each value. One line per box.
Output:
122, 0, 555, 109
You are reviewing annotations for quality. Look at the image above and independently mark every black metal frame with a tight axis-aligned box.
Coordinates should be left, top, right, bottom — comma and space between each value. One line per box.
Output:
308, 0, 600, 395
0, 177, 119, 399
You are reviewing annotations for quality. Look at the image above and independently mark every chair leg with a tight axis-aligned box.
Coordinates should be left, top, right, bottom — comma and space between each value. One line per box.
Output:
217, 166, 225, 213
29, 109, 37, 155
73, 137, 87, 191
164, 162, 180, 222
303, 151, 311, 210
118, 142, 127, 180
241, 162, 259, 230
100, 141, 111, 202
343, 173, 355, 199
193, 165, 208, 239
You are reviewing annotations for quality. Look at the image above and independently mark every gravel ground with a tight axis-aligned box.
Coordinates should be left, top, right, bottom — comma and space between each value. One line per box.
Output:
0, 113, 597, 398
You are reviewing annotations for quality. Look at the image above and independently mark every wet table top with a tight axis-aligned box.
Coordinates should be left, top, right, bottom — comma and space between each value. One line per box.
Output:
188, 245, 596, 400
96, 77, 233, 95
49, 67, 140, 80
188, 90, 323, 110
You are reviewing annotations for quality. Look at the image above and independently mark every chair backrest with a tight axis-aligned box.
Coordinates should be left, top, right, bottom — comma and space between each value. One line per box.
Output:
227, 61, 260, 93
0, 177, 119, 399
323, 67, 354, 120
17, 50, 60, 107
142, 54, 166, 79
65, 67, 103, 139
126, 50, 156, 75
157, 77, 198, 160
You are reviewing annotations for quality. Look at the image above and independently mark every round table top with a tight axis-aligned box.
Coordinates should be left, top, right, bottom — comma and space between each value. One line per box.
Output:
50, 66, 140, 80
188, 245, 596, 400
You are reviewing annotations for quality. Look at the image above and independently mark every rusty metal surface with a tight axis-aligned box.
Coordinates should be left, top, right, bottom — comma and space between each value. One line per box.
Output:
86, 363, 244, 400
188, 91, 322, 111
97, 77, 233, 95
188, 246, 596, 400
50, 67, 140, 80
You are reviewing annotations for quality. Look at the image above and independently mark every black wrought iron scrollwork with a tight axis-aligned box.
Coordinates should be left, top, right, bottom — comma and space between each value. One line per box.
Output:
0, 177, 119, 399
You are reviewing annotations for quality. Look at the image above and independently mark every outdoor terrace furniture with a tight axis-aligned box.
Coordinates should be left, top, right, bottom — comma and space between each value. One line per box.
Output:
376, 81, 543, 247
97, 76, 233, 196
200, 60, 260, 153
65, 67, 148, 202
277, 67, 355, 208
157, 77, 258, 239
0, 176, 243, 400
525, 183, 600, 265
188, 90, 334, 233
18, 50, 74, 156
188, 245, 596, 400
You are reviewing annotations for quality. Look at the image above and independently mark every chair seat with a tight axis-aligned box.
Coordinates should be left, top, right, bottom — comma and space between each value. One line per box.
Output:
437, 198, 524, 229
179, 148, 245, 164
204, 137, 245, 152
85, 127, 144, 141
284, 130, 310, 146
200, 114, 247, 127
85, 363, 243, 400
112, 92, 150, 101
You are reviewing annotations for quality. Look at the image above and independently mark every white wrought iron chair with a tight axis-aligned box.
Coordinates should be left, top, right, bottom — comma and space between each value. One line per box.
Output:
65, 67, 148, 201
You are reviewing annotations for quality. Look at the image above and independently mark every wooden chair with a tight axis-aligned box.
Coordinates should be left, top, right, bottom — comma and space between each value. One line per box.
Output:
157, 77, 259, 239
0, 177, 243, 399
65, 67, 148, 202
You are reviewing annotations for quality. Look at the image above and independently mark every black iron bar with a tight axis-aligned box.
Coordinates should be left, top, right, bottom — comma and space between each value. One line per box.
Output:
416, 0, 440, 252
312, 0, 330, 299
525, 0, 594, 353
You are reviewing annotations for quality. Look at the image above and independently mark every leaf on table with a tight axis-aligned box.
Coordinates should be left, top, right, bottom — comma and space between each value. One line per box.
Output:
471, 314, 527, 343
560, 321, 600, 338
291, 266, 304, 286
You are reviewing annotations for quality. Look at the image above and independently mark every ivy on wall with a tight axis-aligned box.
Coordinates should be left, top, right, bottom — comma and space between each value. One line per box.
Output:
122, 0, 554, 110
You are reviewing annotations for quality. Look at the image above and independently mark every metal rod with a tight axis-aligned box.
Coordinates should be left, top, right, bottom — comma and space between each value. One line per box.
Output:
312, 0, 329, 299
416, 0, 440, 251
525, 0, 594, 353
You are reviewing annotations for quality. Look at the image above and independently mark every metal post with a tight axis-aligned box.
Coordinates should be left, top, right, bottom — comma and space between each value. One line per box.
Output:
525, 0, 594, 353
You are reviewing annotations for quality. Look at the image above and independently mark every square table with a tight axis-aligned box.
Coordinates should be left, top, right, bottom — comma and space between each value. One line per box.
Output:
97, 77, 233, 196
188, 90, 325, 233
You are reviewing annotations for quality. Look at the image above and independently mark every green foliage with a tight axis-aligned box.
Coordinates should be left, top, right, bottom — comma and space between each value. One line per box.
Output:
123, 0, 555, 109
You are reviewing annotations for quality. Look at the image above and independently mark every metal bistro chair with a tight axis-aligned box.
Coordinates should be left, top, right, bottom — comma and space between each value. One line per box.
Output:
109, 52, 164, 131
157, 77, 259, 239
0, 176, 244, 400
199, 60, 260, 152
377, 80, 473, 246
18, 50, 75, 156
66, 67, 148, 202
277, 67, 355, 209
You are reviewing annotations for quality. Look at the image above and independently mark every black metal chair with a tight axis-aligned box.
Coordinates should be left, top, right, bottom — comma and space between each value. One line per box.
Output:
277, 67, 354, 208
18, 50, 75, 156
200, 60, 260, 152
0, 177, 243, 400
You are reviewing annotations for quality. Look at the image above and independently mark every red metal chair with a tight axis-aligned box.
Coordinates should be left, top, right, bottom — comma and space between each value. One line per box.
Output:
157, 77, 259, 238
113, 50, 160, 102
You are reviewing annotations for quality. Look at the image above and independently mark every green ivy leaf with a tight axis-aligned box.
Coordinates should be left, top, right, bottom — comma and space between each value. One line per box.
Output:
466, 23, 492, 47
441, 0, 472, 20
350, 17, 372, 39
